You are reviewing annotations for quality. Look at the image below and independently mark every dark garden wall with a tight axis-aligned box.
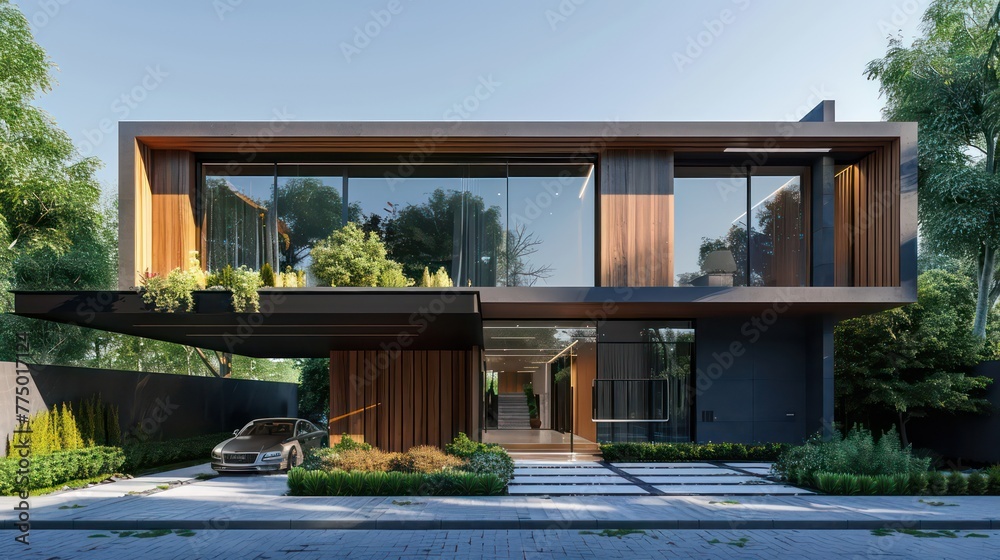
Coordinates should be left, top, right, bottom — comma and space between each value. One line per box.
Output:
908, 361, 1000, 465
0, 361, 297, 456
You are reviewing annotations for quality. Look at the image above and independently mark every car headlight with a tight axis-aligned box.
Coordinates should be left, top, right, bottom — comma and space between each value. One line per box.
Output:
261, 451, 282, 461
211, 448, 223, 460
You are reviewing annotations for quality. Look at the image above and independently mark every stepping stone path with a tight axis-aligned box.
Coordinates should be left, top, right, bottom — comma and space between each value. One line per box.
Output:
507, 460, 813, 496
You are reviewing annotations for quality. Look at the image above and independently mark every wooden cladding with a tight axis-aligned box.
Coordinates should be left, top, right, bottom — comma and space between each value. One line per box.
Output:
600, 149, 674, 286
329, 349, 479, 452
132, 144, 198, 282
834, 145, 900, 287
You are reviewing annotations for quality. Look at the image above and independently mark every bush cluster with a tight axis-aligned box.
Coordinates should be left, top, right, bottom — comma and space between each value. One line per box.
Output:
287, 468, 506, 496
0, 447, 125, 494
123, 432, 231, 473
812, 468, 1000, 496
599, 441, 787, 462
772, 425, 929, 488
296, 433, 516, 494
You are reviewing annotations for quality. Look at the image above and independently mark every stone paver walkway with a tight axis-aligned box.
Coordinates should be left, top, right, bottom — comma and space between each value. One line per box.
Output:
508, 460, 812, 496
4, 528, 997, 559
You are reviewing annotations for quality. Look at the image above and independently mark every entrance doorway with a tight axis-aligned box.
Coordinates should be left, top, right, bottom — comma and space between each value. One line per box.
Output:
482, 321, 598, 452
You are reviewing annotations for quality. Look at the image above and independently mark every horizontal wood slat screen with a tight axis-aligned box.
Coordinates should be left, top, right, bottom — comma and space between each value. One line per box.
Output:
833, 144, 900, 287
150, 150, 198, 275
600, 149, 674, 286
329, 349, 477, 451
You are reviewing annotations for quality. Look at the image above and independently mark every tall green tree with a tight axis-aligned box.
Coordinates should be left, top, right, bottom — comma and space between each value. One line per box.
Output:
297, 358, 330, 424
835, 269, 994, 446
309, 223, 412, 287
866, 0, 1000, 338
0, 1, 113, 362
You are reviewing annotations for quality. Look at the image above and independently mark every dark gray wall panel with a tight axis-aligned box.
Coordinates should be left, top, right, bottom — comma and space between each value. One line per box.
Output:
0, 362, 297, 454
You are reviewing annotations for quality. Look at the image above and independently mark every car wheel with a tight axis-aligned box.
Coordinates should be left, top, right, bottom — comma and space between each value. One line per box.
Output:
287, 447, 298, 471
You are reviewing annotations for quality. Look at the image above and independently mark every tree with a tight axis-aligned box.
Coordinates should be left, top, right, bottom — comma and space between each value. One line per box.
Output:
297, 358, 330, 424
0, 1, 114, 362
835, 269, 994, 446
275, 178, 363, 270
381, 189, 505, 284
498, 223, 554, 287
866, 0, 1000, 338
309, 223, 412, 287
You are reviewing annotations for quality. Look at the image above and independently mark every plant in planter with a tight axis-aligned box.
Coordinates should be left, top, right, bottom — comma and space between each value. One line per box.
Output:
523, 383, 541, 429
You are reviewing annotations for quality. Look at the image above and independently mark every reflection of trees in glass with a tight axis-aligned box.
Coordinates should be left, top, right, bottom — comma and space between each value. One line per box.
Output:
203, 177, 276, 272
499, 223, 554, 287
276, 178, 362, 270
691, 185, 801, 286
642, 328, 693, 379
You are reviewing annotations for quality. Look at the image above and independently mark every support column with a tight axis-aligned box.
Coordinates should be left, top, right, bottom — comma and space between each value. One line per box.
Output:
806, 316, 835, 439
811, 156, 835, 286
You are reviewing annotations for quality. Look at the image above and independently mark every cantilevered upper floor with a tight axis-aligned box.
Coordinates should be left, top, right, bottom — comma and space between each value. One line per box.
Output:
117, 102, 917, 316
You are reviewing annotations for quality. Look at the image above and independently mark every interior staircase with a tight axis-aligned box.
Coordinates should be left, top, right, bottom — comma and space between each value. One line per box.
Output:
497, 393, 531, 429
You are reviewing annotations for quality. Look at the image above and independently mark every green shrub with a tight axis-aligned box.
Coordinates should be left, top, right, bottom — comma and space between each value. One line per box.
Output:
600, 441, 787, 463
946, 471, 968, 495
0, 447, 125, 495
986, 466, 1000, 495
334, 448, 399, 472
287, 469, 506, 496
772, 425, 929, 485
205, 264, 262, 312
927, 471, 948, 495
391, 446, 463, 473
967, 471, 987, 495
333, 434, 372, 452
445, 432, 505, 459
259, 263, 275, 287
908, 471, 928, 495
122, 432, 230, 473
462, 449, 515, 483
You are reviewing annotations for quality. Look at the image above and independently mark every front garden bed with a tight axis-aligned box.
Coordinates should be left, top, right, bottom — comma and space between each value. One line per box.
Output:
599, 442, 788, 462
287, 433, 514, 496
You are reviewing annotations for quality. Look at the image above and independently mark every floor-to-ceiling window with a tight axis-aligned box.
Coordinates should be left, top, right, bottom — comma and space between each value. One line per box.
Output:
673, 167, 807, 287
595, 321, 694, 443
201, 160, 596, 287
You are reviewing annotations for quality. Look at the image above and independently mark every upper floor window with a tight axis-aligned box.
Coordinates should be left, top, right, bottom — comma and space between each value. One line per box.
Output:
201, 160, 595, 287
674, 166, 807, 287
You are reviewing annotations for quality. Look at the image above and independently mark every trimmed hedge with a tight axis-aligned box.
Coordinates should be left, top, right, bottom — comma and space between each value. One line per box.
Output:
599, 442, 788, 462
123, 432, 230, 473
287, 468, 507, 496
813, 470, 1000, 496
0, 446, 125, 495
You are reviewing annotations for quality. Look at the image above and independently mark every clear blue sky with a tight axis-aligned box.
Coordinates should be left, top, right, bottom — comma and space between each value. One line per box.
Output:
15, 0, 925, 193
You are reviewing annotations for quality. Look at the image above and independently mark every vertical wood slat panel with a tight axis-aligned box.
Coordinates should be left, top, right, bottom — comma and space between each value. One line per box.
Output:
134, 142, 154, 281
427, 352, 440, 448
832, 147, 900, 287
149, 150, 197, 275
599, 149, 673, 287
329, 349, 476, 452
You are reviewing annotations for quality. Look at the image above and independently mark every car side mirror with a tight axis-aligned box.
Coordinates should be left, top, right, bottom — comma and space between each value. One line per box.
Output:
233, 429, 240, 436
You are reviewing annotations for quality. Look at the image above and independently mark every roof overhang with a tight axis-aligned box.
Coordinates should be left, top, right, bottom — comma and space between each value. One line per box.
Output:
12, 290, 483, 358
12, 287, 912, 358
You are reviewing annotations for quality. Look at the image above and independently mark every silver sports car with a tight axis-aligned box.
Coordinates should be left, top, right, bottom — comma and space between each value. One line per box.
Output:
211, 418, 326, 473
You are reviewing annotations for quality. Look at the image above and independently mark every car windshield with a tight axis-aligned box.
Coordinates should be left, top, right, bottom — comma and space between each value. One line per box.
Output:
240, 421, 294, 436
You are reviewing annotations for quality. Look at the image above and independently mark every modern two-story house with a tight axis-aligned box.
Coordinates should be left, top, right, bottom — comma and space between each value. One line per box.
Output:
13, 101, 917, 452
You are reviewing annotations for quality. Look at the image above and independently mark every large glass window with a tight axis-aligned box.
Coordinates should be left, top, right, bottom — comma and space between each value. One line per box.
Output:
203, 164, 277, 272
749, 170, 806, 286
276, 165, 344, 279
674, 170, 748, 287
595, 321, 694, 443
507, 164, 595, 287
349, 164, 507, 287
674, 167, 807, 287
201, 160, 596, 287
